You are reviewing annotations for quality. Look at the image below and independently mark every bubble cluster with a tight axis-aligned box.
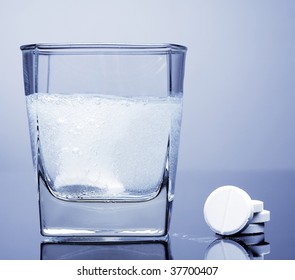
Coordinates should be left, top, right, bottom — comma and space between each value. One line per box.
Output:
26, 93, 182, 201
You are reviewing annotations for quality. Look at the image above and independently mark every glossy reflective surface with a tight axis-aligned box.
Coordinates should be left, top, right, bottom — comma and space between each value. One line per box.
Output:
1, 170, 295, 259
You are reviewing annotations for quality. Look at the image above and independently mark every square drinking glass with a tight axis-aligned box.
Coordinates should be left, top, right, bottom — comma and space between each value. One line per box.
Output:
21, 43, 187, 238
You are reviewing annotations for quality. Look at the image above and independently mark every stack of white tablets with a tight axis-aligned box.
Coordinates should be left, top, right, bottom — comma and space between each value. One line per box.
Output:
204, 185, 270, 236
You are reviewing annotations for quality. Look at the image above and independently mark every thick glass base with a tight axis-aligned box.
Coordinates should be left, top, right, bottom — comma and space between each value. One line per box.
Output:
38, 177, 172, 237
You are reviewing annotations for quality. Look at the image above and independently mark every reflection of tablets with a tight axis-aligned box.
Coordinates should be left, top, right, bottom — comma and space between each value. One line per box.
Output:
205, 239, 251, 260
233, 233, 264, 246
249, 243, 271, 256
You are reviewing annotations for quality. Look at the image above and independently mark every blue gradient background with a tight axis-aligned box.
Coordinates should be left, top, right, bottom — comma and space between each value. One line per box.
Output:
0, 0, 295, 259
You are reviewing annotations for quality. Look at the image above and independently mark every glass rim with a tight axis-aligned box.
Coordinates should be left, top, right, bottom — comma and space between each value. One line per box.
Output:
20, 43, 187, 54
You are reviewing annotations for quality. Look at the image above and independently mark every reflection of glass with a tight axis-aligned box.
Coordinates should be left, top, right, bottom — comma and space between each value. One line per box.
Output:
41, 240, 172, 260
20, 43, 187, 237
205, 234, 270, 260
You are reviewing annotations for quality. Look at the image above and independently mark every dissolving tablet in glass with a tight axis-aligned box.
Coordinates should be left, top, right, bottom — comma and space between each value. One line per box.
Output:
204, 185, 254, 235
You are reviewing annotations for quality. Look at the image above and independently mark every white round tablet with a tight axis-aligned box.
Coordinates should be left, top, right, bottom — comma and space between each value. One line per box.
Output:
251, 210, 270, 223
252, 200, 264, 213
240, 223, 264, 234
204, 185, 254, 235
